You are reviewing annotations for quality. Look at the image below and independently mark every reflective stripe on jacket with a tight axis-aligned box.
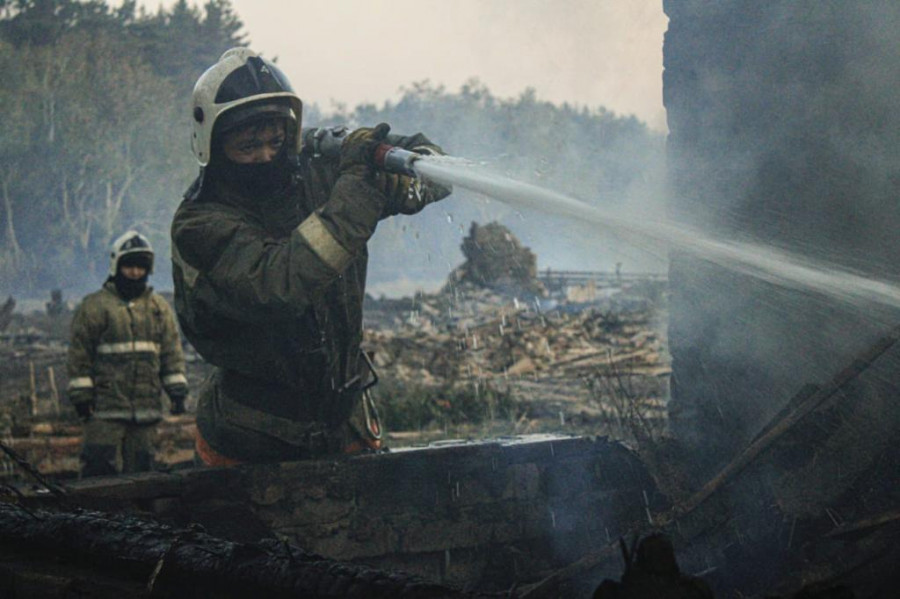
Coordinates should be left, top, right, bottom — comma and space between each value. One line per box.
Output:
66, 281, 187, 423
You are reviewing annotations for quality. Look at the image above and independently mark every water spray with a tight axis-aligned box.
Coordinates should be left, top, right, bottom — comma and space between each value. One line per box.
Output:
303, 127, 900, 314
417, 159, 900, 315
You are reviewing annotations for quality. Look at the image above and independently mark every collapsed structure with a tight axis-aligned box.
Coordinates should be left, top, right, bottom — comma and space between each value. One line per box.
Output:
1, 2, 900, 597
3, 329, 899, 597
665, 1, 900, 474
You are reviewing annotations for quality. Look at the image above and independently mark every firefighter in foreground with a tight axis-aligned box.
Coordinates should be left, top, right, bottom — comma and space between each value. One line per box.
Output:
67, 231, 189, 477
171, 48, 451, 464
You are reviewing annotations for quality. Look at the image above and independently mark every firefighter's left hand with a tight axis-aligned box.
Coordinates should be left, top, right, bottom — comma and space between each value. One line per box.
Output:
170, 396, 186, 415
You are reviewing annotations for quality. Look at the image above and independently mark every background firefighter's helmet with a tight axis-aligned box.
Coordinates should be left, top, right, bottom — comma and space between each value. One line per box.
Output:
108, 230, 154, 277
191, 47, 303, 166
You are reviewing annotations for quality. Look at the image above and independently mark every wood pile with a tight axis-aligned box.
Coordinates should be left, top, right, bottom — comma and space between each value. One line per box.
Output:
0, 416, 198, 480
364, 279, 670, 431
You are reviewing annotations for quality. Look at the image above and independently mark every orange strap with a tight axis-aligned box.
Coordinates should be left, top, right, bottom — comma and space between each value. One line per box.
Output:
194, 429, 244, 467
195, 425, 381, 463
343, 436, 383, 455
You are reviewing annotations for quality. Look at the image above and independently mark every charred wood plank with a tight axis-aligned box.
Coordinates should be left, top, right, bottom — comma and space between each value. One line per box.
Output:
0, 503, 492, 599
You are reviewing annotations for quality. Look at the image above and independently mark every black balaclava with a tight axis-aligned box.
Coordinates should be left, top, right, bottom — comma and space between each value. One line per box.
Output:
208, 118, 297, 202
113, 252, 152, 301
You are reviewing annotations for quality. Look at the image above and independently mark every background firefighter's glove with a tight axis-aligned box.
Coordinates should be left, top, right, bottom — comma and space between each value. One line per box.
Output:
169, 394, 187, 415
74, 399, 95, 422
339, 123, 391, 175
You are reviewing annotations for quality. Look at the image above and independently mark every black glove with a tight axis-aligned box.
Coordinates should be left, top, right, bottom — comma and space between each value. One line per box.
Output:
74, 400, 95, 422
339, 123, 391, 175
170, 395, 187, 415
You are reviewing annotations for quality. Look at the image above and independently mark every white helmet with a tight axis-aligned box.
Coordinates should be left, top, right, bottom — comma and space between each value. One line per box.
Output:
108, 230, 154, 277
191, 47, 303, 166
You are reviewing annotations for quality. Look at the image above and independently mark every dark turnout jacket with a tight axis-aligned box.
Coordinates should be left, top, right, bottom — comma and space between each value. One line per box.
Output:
67, 281, 187, 423
171, 132, 448, 460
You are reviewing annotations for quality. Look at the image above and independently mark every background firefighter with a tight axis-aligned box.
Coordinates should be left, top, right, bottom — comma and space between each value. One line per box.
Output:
66, 231, 189, 477
171, 48, 451, 465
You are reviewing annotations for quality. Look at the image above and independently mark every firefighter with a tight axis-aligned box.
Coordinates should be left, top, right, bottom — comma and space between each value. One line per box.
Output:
171, 48, 451, 465
67, 231, 188, 477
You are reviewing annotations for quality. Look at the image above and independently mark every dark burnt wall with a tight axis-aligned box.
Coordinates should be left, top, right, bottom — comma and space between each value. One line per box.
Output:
664, 1, 900, 468
44, 436, 660, 594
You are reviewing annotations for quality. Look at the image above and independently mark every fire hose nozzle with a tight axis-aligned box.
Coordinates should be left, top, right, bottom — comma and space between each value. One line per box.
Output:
373, 144, 420, 177
301, 128, 422, 177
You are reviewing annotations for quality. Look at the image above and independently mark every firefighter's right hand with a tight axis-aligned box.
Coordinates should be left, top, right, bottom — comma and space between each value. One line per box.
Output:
74, 400, 95, 422
339, 123, 391, 175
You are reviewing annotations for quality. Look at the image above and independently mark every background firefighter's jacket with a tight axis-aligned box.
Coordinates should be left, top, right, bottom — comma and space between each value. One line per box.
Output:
66, 281, 188, 422
171, 131, 448, 459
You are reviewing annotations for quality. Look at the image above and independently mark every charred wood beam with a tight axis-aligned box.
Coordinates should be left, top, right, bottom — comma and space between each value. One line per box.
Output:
666, 324, 900, 521
0, 503, 493, 599
518, 325, 900, 597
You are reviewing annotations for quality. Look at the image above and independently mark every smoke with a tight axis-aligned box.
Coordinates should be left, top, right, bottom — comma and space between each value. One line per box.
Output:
664, 2, 900, 470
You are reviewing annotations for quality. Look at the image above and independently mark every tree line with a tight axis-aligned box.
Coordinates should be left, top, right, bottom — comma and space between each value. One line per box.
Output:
0, 0, 243, 295
0, 0, 665, 298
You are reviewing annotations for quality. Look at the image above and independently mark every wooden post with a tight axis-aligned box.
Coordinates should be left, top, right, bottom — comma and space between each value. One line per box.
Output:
47, 366, 60, 416
28, 360, 38, 417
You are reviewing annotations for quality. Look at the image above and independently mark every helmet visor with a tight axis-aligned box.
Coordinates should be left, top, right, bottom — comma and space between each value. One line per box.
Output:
216, 100, 296, 135
118, 252, 153, 271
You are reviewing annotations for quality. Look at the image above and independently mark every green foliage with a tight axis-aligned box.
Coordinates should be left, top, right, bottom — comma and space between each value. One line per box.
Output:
376, 376, 518, 432
0, 0, 244, 295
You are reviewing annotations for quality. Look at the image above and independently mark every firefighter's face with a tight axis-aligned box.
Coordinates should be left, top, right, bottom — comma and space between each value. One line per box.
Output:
119, 265, 148, 280
222, 120, 286, 164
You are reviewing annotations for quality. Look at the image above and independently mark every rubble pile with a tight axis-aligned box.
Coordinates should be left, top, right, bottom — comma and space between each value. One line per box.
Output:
0, 416, 196, 479
364, 276, 670, 434
450, 221, 544, 296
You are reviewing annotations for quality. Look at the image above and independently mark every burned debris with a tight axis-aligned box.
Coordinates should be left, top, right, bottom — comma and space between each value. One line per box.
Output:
0, 502, 491, 599
451, 222, 544, 297
364, 263, 668, 441
518, 327, 900, 599
2, 217, 899, 598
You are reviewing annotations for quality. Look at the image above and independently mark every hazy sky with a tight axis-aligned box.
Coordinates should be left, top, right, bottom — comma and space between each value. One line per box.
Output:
137, 0, 668, 130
